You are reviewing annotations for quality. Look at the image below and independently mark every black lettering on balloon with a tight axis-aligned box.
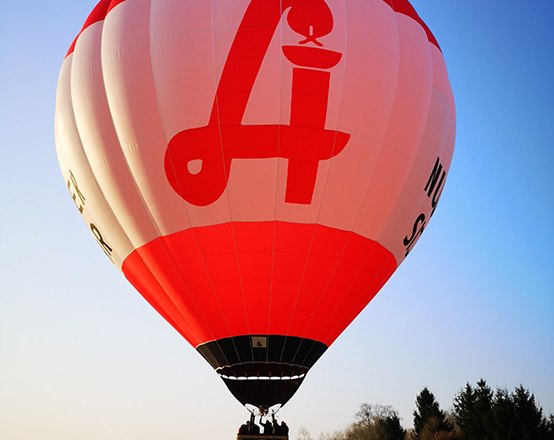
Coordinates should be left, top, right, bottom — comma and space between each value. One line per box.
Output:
402, 156, 448, 256
425, 157, 446, 217
403, 213, 426, 257
67, 170, 86, 214
67, 169, 115, 263
90, 223, 113, 260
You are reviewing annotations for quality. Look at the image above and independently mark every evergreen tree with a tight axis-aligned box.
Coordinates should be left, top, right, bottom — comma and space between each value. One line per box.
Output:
510, 385, 547, 439
453, 380, 554, 439
491, 387, 515, 440
322, 382, 554, 440
453, 379, 494, 440
376, 413, 406, 440
413, 387, 451, 438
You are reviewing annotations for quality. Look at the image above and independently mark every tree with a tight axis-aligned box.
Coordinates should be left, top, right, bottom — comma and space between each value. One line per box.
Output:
326, 403, 406, 440
297, 426, 314, 440
452, 379, 494, 440
452, 380, 554, 440
319, 382, 554, 440
510, 385, 548, 439
413, 387, 452, 439
490, 387, 515, 440
376, 413, 406, 440
355, 403, 405, 440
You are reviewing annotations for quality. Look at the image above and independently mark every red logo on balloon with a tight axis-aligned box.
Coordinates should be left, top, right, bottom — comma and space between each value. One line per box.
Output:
165, 0, 350, 205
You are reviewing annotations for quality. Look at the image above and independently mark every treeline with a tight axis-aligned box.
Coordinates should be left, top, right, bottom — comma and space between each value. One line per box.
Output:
299, 380, 554, 440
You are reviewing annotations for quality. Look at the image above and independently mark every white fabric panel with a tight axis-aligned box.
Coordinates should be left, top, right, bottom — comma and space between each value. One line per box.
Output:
352, 11, 432, 254
382, 14, 433, 161
316, 0, 398, 231
101, 0, 193, 236
372, 13, 436, 258
70, 21, 159, 250
55, 55, 132, 267
381, 47, 456, 260
335, 0, 399, 143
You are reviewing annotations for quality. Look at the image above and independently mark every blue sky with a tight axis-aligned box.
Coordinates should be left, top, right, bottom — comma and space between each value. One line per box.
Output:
1, 1, 552, 439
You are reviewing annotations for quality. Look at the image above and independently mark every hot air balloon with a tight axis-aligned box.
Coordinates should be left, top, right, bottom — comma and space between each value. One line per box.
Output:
55, 0, 455, 413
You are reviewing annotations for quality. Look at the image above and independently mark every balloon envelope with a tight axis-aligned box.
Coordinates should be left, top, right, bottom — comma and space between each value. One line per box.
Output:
55, 0, 455, 407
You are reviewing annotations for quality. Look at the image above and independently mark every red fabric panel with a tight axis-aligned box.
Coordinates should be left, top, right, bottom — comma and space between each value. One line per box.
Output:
121, 222, 397, 348
107, 0, 127, 13
386, 0, 440, 49
66, 0, 111, 56
66, 0, 129, 57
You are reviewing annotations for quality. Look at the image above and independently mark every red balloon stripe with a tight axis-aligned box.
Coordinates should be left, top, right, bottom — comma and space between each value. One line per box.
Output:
121, 221, 396, 347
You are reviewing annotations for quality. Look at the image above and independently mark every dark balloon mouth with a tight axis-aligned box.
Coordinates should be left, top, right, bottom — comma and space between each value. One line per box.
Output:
218, 371, 308, 408
197, 335, 327, 407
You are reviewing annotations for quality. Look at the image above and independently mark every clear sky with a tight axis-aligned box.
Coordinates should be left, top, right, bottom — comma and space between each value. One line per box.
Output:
1, 1, 552, 439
